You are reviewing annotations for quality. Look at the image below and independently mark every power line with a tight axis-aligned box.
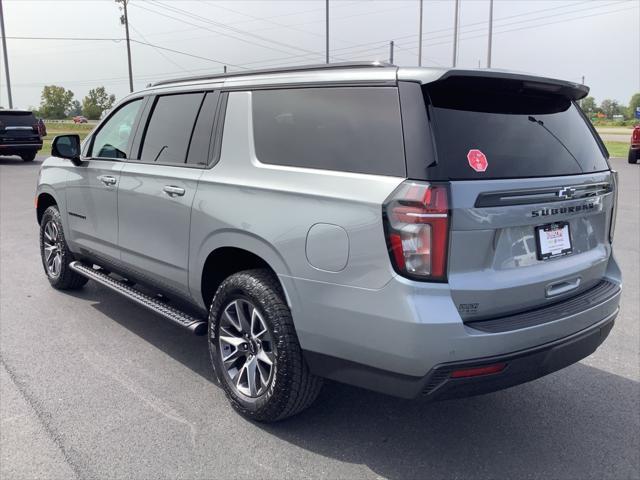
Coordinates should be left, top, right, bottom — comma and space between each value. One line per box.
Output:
130, 39, 244, 68
225, 0, 626, 70
6, 35, 242, 68
143, 0, 319, 57
129, 23, 190, 73
396, 3, 638, 53
409, 0, 626, 47
6, 36, 124, 41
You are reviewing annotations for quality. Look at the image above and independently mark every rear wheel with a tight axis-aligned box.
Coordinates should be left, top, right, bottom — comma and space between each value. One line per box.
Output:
208, 269, 322, 422
21, 151, 36, 162
628, 149, 639, 164
39, 206, 88, 290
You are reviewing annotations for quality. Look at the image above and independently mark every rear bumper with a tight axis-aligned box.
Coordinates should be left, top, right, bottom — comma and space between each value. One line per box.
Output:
305, 310, 617, 399
0, 143, 42, 154
289, 252, 621, 397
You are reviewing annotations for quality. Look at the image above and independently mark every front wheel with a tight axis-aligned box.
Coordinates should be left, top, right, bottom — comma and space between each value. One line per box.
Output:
209, 269, 323, 422
39, 206, 88, 290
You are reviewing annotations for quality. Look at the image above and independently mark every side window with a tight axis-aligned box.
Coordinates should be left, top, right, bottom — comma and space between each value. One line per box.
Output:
91, 99, 143, 159
251, 87, 405, 176
140, 92, 204, 164
186, 92, 219, 166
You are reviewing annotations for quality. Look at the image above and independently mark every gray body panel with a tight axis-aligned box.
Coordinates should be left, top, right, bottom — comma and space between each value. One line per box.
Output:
448, 172, 614, 319
36, 64, 621, 384
65, 159, 123, 264
118, 162, 203, 297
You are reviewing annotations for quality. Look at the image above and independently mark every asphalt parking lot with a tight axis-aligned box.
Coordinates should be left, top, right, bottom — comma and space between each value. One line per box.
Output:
1, 155, 638, 480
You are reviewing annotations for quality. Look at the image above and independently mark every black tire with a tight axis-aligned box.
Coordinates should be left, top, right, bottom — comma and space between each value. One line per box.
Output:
209, 269, 323, 422
21, 151, 36, 162
628, 149, 638, 164
39, 205, 88, 290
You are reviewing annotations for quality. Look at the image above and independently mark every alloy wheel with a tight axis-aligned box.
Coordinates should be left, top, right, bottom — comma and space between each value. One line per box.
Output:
43, 220, 62, 278
218, 299, 276, 398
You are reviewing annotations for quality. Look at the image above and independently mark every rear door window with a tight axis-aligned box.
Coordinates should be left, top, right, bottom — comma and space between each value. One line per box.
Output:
140, 92, 204, 164
425, 78, 609, 179
252, 87, 405, 176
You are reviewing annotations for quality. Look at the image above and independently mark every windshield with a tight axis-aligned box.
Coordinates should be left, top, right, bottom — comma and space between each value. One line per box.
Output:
424, 78, 609, 180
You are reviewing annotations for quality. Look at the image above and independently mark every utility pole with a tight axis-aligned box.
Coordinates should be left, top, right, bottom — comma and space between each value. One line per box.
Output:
452, 0, 460, 67
0, 0, 13, 108
389, 40, 394, 64
325, 0, 329, 64
487, 0, 493, 68
418, 0, 423, 66
116, 0, 133, 93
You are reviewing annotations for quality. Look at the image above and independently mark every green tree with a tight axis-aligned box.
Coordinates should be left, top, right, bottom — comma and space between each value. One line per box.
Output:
581, 96, 597, 115
627, 92, 640, 120
39, 85, 74, 119
82, 87, 116, 120
69, 100, 82, 117
599, 99, 625, 119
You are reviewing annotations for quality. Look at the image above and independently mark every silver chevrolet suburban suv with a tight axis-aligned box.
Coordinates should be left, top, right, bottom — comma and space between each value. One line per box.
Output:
36, 62, 622, 422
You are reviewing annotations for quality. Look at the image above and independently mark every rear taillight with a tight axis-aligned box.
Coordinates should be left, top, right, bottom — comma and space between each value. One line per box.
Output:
383, 181, 450, 281
609, 170, 618, 243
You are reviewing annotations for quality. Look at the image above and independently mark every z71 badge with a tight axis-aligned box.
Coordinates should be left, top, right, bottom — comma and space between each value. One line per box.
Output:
458, 303, 480, 315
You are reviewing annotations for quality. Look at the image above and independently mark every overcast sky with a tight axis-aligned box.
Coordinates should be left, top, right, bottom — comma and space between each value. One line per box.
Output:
1, 0, 639, 110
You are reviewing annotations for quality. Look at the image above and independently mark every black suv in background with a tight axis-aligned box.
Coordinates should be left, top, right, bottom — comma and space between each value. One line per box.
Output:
0, 110, 43, 161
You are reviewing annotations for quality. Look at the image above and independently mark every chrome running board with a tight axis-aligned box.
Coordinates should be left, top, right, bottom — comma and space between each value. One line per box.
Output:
69, 261, 207, 335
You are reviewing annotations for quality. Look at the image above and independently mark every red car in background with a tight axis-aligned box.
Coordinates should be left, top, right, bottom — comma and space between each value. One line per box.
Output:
72, 116, 88, 124
629, 125, 640, 164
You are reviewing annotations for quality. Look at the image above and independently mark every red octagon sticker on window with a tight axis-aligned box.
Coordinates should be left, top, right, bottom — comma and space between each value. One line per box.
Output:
467, 149, 488, 172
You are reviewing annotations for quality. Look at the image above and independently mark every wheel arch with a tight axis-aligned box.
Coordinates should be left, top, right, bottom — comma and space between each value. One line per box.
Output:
36, 191, 58, 224
195, 233, 293, 310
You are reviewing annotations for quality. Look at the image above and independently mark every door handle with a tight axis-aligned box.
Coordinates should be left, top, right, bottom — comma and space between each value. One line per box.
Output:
97, 175, 117, 186
163, 185, 186, 197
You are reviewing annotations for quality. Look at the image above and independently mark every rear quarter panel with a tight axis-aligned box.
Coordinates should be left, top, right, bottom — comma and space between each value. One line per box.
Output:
188, 91, 404, 310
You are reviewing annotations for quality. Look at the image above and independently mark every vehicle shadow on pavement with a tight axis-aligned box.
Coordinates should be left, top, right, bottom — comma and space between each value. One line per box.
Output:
0, 157, 43, 166
69, 284, 639, 480
264, 367, 639, 480
67, 284, 216, 382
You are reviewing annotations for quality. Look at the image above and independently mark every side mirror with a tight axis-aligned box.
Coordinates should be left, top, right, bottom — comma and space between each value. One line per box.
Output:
52, 134, 82, 166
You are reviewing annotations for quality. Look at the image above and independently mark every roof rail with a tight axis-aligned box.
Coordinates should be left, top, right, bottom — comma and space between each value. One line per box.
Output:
149, 61, 394, 87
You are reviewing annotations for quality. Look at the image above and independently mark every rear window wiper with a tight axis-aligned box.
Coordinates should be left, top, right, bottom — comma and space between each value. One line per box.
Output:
528, 116, 582, 171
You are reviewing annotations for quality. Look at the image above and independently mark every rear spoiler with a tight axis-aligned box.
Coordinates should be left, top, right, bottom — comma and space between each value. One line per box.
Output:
433, 69, 589, 101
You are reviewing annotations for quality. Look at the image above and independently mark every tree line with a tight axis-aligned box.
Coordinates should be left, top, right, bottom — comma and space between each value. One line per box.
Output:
581, 93, 640, 120
25, 85, 640, 123
32, 85, 116, 120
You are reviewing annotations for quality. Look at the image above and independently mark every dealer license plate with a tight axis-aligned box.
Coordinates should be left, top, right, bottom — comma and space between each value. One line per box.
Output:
535, 222, 572, 260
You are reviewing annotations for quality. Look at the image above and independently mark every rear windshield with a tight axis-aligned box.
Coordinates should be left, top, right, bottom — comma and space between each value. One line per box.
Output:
0, 111, 36, 127
425, 79, 609, 179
